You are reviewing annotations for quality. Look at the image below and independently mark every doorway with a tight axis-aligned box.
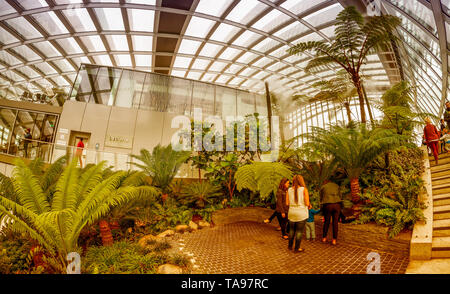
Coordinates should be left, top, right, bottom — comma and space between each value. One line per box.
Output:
68, 131, 91, 166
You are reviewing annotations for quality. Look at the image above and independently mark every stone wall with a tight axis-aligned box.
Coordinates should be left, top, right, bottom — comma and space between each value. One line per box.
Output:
212, 207, 411, 257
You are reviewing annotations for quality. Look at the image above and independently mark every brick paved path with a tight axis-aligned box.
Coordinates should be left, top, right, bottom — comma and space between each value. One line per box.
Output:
173, 221, 409, 274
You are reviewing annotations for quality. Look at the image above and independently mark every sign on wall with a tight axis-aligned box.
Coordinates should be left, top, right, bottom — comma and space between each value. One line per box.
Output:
104, 134, 133, 149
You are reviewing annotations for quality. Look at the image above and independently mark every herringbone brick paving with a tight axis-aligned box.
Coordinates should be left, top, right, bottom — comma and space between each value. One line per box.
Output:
173, 221, 409, 274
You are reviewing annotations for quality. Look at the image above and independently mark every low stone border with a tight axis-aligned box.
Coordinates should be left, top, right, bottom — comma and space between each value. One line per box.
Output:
212, 207, 411, 257
409, 146, 433, 260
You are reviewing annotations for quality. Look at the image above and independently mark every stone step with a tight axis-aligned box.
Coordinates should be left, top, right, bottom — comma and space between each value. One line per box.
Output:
431, 173, 450, 181
431, 163, 450, 173
433, 186, 450, 195
432, 236, 450, 249
434, 219, 450, 230
431, 250, 450, 258
434, 229, 450, 237
434, 212, 450, 220
434, 198, 450, 207
430, 151, 450, 159
432, 177, 450, 186
431, 169, 450, 179
430, 156, 450, 166
434, 204, 450, 213
432, 183, 450, 190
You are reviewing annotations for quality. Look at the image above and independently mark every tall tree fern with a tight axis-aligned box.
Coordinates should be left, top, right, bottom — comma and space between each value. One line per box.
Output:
288, 6, 400, 123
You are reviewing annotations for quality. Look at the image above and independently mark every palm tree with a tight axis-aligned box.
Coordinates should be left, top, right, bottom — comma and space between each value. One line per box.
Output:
129, 144, 191, 199
288, 6, 400, 123
293, 71, 357, 123
305, 122, 400, 202
0, 159, 159, 271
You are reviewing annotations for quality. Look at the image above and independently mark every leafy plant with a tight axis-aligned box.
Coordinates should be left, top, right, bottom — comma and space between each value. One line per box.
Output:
0, 158, 159, 272
82, 241, 187, 274
305, 122, 401, 202
356, 147, 425, 237
0, 230, 32, 274
179, 181, 222, 209
235, 162, 293, 200
130, 144, 190, 195
288, 6, 400, 123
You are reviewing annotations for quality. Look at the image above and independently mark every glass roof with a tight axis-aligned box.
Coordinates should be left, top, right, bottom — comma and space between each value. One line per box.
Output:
0, 0, 446, 118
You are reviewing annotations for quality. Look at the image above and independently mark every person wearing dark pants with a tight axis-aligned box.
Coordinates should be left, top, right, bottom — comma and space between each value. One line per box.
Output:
264, 178, 290, 238
286, 175, 310, 253
320, 180, 343, 246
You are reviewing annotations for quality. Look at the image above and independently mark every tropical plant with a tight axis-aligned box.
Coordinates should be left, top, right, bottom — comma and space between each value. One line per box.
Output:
288, 6, 401, 123
357, 148, 425, 237
293, 71, 357, 123
0, 158, 159, 272
378, 80, 433, 136
179, 181, 222, 209
129, 144, 190, 196
82, 241, 189, 274
235, 162, 293, 200
305, 122, 401, 202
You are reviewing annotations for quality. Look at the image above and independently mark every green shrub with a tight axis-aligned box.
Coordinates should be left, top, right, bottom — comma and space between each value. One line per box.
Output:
82, 241, 189, 274
356, 147, 425, 238
0, 231, 32, 274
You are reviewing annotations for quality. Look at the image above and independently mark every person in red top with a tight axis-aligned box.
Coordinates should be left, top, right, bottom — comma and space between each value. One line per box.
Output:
424, 117, 440, 164
76, 138, 85, 168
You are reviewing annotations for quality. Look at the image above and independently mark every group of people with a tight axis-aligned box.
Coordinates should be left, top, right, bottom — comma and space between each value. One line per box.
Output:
423, 101, 450, 164
264, 175, 343, 253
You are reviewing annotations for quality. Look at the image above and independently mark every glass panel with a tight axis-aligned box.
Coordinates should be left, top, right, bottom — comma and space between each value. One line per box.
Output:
139, 73, 169, 111
237, 91, 255, 116
185, 17, 216, 38
128, 9, 154, 32
70, 65, 98, 101
191, 81, 214, 116
215, 85, 236, 118
33, 11, 69, 35
5, 17, 42, 39
195, 0, 233, 17
62, 8, 96, 32
94, 8, 124, 30
0, 108, 16, 154
91, 66, 122, 105
255, 94, 268, 116
209, 23, 241, 43
115, 69, 146, 108
167, 77, 192, 115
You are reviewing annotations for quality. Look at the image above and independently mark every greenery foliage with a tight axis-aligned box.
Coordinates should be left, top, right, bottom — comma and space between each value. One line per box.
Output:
179, 181, 222, 209
356, 147, 425, 237
235, 162, 292, 200
288, 6, 401, 122
130, 144, 190, 194
0, 158, 159, 271
82, 241, 190, 274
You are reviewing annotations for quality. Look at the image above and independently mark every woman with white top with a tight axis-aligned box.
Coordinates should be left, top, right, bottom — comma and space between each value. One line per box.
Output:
286, 175, 310, 253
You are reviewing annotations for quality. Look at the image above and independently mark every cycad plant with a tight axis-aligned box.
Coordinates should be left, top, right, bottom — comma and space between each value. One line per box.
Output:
129, 144, 191, 198
179, 181, 222, 209
288, 6, 400, 123
235, 162, 292, 200
305, 122, 400, 202
0, 159, 159, 271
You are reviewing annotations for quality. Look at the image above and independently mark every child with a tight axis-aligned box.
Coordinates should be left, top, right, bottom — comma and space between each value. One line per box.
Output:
305, 206, 320, 241
440, 128, 450, 153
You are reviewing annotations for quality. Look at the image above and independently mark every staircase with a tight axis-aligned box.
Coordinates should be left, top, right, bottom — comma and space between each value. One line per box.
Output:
429, 152, 450, 258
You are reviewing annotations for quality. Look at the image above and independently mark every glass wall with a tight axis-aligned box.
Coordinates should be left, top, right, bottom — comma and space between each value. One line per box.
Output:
69, 64, 266, 119
0, 106, 58, 161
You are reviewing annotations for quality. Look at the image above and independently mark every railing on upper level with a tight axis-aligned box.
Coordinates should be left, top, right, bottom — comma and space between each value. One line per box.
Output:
0, 137, 197, 178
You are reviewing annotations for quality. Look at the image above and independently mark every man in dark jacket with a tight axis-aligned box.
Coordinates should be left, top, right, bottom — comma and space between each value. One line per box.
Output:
444, 102, 450, 129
